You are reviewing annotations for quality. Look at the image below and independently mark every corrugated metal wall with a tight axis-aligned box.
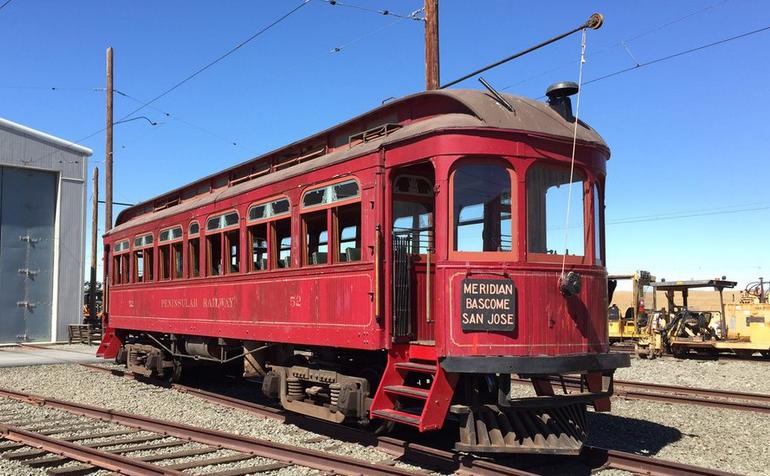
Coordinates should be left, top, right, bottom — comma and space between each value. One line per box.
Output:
0, 120, 89, 343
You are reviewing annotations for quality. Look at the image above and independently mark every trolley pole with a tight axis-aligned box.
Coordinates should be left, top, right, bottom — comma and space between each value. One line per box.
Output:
105, 47, 114, 232
424, 0, 439, 90
89, 167, 99, 324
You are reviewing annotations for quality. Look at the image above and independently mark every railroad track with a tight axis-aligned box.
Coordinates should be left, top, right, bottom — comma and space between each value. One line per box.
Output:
0, 385, 429, 476
77, 363, 739, 476
610, 344, 770, 364
512, 375, 770, 414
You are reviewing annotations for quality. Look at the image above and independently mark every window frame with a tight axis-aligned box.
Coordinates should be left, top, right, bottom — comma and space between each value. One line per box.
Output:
246, 196, 291, 273
204, 210, 240, 277
111, 239, 130, 285
448, 158, 518, 261
132, 233, 155, 283
300, 178, 361, 267
158, 225, 184, 281
525, 162, 590, 265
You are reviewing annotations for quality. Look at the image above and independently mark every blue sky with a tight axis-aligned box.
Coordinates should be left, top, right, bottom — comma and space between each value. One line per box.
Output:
1, 0, 768, 289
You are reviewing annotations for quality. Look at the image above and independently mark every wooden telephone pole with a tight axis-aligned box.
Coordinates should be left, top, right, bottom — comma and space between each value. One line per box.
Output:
424, 0, 439, 90
89, 167, 99, 323
105, 47, 114, 232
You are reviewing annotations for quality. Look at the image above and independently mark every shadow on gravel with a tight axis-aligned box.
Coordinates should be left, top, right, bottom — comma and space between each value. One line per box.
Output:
585, 411, 682, 455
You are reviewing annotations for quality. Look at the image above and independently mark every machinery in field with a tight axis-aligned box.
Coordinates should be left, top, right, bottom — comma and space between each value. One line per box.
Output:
635, 278, 770, 358
607, 271, 655, 343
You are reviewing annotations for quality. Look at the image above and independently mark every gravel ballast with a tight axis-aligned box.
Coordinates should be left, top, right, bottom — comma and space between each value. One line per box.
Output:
615, 356, 770, 394
1, 353, 769, 475
0, 364, 425, 474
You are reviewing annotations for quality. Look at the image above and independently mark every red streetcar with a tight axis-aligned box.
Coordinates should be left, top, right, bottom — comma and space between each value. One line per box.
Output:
99, 85, 628, 454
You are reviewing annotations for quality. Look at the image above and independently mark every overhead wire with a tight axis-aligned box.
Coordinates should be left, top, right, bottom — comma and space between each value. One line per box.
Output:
581, 24, 770, 88
500, 0, 732, 92
319, 0, 424, 21
0, 0, 13, 13
117, 0, 311, 123
114, 89, 240, 147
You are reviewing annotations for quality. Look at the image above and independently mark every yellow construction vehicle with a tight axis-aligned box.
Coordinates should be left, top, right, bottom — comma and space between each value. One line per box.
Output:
608, 271, 655, 342
637, 277, 770, 357
725, 278, 770, 357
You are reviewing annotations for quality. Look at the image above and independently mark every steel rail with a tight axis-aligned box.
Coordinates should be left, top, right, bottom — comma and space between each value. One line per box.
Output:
511, 376, 770, 414
0, 387, 422, 476
583, 446, 741, 476
79, 364, 538, 476
0, 423, 183, 475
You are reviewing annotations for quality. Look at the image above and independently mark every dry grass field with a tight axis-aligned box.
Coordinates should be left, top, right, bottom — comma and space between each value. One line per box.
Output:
611, 290, 742, 313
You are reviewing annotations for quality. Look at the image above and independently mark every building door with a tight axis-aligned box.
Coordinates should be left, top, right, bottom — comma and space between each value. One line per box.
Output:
0, 166, 57, 342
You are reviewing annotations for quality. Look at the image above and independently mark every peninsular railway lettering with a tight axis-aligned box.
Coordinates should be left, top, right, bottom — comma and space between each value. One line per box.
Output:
160, 297, 236, 309
460, 278, 516, 332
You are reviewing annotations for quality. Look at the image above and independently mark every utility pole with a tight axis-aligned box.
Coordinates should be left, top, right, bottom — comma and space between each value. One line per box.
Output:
424, 0, 439, 90
105, 46, 114, 232
89, 167, 99, 324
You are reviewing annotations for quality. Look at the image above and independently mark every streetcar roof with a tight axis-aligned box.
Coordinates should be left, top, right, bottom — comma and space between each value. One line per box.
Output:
110, 88, 608, 234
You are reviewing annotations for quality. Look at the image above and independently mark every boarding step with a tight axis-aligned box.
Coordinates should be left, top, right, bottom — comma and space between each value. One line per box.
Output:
383, 385, 430, 399
394, 362, 437, 374
371, 409, 422, 427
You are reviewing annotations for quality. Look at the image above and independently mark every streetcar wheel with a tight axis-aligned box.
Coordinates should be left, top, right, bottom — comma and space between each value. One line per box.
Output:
114, 346, 127, 365
167, 359, 183, 383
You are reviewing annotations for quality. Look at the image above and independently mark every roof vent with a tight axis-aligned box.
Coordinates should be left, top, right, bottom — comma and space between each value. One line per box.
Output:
545, 81, 579, 122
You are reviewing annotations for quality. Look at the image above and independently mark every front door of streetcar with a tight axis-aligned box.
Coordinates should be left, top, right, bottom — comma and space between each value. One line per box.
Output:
390, 168, 435, 343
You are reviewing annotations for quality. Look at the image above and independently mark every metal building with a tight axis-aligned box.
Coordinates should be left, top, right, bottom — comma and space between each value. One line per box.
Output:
0, 118, 92, 343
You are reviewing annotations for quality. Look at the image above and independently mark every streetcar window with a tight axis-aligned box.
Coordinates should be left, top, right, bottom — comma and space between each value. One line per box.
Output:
303, 188, 326, 208
189, 222, 199, 235
207, 212, 239, 231
334, 181, 359, 201
159, 245, 171, 280
207, 235, 222, 276
336, 203, 361, 262
122, 255, 130, 284
160, 226, 183, 242
144, 248, 154, 281
302, 180, 359, 208
453, 163, 512, 252
134, 250, 144, 283
304, 211, 328, 265
275, 218, 292, 268
593, 183, 603, 265
225, 230, 240, 274
189, 238, 200, 277
249, 223, 268, 271
393, 200, 433, 254
173, 243, 183, 278
271, 198, 290, 215
112, 256, 122, 285
527, 165, 585, 256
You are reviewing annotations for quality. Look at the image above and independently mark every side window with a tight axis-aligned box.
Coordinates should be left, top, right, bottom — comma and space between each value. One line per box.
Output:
159, 226, 183, 280
132, 234, 154, 282
301, 180, 360, 266
188, 222, 200, 278
206, 212, 239, 276
527, 164, 586, 257
336, 203, 361, 262
593, 182, 603, 265
304, 211, 328, 265
453, 162, 513, 252
112, 240, 129, 285
247, 197, 291, 271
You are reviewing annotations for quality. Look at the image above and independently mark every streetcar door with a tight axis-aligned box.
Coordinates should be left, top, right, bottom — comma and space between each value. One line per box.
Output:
391, 167, 435, 343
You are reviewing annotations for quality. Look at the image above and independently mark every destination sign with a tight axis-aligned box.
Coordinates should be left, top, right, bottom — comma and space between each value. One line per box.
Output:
460, 278, 516, 332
